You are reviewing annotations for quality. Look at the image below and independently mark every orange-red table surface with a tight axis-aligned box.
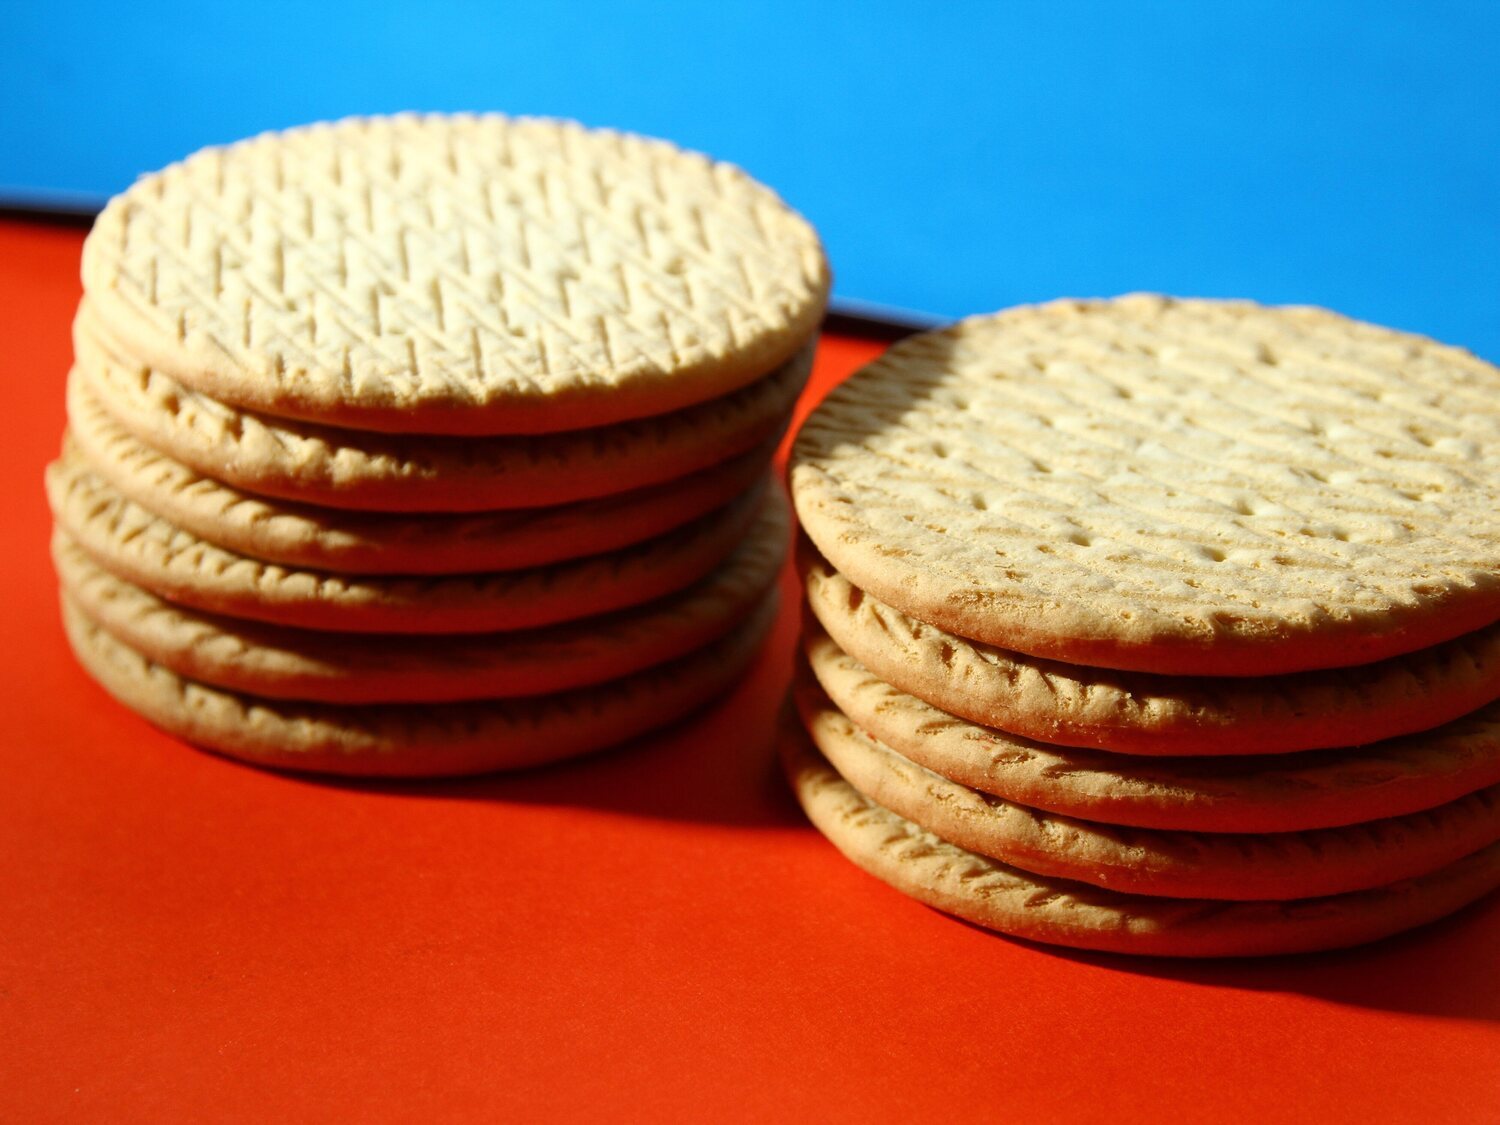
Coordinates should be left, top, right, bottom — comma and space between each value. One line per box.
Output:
3, 219, 1497, 1124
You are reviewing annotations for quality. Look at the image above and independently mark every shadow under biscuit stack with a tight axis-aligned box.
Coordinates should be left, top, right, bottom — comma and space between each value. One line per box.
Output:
786, 295, 1500, 957
47, 113, 829, 776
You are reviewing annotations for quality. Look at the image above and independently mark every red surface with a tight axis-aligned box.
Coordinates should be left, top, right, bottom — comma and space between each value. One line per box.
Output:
3, 218, 1498, 1124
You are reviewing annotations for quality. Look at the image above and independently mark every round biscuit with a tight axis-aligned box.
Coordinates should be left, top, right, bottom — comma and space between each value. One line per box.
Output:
803, 553, 1500, 756
54, 490, 787, 702
72, 314, 809, 512
781, 717, 1500, 957
802, 629, 1500, 833
62, 591, 779, 777
47, 453, 766, 633
64, 376, 777, 573
791, 296, 1500, 675
795, 675, 1500, 900
81, 114, 830, 434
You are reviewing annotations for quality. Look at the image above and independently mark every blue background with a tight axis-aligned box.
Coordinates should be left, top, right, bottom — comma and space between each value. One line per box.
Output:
6, 2, 1498, 356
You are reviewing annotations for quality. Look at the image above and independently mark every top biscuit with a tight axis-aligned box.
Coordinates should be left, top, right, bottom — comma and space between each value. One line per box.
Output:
81, 114, 830, 435
790, 295, 1500, 676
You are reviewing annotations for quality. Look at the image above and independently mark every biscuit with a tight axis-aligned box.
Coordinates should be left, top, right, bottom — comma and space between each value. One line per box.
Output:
72, 319, 809, 511
790, 296, 1500, 675
795, 672, 1500, 899
61, 590, 779, 776
81, 114, 830, 434
803, 554, 1500, 755
65, 381, 774, 572
782, 718, 1500, 957
55, 485, 785, 701
801, 631, 1500, 832
48, 452, 765, 633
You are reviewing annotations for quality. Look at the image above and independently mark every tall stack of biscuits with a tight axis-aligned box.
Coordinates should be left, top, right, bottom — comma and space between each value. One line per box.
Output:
48, 113, 829, 776
787, 295, 1500, 956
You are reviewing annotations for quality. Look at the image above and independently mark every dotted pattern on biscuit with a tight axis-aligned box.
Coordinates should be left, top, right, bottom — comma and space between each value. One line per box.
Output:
792, 296, 1500, 674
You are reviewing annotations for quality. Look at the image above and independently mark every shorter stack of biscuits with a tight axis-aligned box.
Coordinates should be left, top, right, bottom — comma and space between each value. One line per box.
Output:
787, 295, 1500, 957
48, 113, 829, 776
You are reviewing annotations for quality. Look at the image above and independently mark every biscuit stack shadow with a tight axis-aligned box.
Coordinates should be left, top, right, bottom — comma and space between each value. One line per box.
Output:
786, 296, 1500, 957
47, 113, 830, 776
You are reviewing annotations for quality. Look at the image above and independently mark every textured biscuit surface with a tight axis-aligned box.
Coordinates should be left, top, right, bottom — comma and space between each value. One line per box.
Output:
81, 114, 830, 434
66, 377, 775, 573
803, 632, 1500, 832
48, 453, 765, 633
55, 487, 785, 702
804, 556, 1500, 755
796, 671, 1500, 899
782, 720, 1500, 957
73, 318, 809, 511
62, 592, 778, 776
791, 296, 1500, 675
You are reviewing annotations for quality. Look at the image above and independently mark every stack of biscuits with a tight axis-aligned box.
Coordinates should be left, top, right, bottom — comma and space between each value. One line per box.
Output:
47, 113, 829, 776
787, 295, 1500, 956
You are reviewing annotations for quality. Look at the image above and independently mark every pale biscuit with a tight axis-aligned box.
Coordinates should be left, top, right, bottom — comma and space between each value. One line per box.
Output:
802, 630, 1500, 832
81, 114, 830, 435
795, 673, 1500, 899
55, 485, 785, 701
48, 453, 764, 633
782, 719, 1500, 957
65, 379, 774, 572
791, 296, 1500, 676
61, 592, 778, 777
804, 555, 1500, 755
72, 318, 809, 511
